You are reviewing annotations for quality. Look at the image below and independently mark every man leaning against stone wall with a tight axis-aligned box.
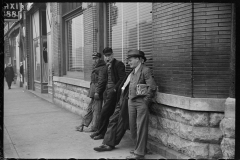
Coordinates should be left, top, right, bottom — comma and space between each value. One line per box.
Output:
75, 52, 106, 132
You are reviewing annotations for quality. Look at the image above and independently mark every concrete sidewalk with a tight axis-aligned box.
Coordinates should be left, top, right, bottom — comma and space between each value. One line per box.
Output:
4, 83, 165, 159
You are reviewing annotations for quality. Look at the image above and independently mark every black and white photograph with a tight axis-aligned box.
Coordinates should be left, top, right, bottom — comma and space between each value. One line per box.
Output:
3, 2, 236, 159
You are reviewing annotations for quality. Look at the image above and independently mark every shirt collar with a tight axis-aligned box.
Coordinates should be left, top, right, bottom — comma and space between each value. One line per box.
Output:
134, 63, 142, 74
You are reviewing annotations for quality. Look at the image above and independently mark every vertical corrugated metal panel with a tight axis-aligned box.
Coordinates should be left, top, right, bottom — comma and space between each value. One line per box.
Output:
108, 3, 153, 73
139, 3, 153, 70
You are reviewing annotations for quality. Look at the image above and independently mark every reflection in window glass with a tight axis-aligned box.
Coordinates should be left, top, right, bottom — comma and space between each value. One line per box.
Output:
33, 39, 41, 81
67, 14, 84, 72
32, 11, 40, 39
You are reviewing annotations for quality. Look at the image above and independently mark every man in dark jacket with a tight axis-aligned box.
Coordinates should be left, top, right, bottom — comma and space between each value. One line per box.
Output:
4, 63, 15, 89
90, 47, 126, 140
75, 52, 106, 132
93, 70, 131, 151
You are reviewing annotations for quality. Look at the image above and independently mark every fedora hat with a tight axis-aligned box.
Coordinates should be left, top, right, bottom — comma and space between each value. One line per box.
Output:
126, 49, 147, 62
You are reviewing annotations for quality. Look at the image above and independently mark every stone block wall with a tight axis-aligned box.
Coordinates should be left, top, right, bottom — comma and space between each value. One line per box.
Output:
149, 103, 224, 159
53, 81, 91, 118
220, 98, 235, 159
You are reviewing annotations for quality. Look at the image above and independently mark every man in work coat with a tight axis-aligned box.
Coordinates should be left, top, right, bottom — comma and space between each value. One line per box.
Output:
75, 52, 106, 132
126, 49, 157, 159
4, 63, 15, 89
90, 47, 126, 140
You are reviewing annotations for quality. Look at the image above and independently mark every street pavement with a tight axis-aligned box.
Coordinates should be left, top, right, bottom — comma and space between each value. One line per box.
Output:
4, 82, 165, 159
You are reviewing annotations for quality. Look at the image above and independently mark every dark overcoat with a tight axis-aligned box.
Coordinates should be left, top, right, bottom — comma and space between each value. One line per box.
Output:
116, 70, 132, 130
4, 66, 15, 83
87, 60, 106, 98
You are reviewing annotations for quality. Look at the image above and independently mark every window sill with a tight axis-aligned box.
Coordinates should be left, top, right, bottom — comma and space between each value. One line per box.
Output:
53, 76, 90, 88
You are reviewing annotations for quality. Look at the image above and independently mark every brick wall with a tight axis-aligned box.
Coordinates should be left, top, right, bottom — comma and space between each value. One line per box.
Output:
152, 3, 193, 97
52, 3, 60, 77
152, 3, 231, 98
192, 3, 231, 98
83, 5, 97, 81
26, 15, 32, 89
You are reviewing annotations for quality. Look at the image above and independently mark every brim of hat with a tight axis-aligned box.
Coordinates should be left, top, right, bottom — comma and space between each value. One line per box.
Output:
103, 52, 112, 56
126, 55, 147, 62
92, 55, 100, 58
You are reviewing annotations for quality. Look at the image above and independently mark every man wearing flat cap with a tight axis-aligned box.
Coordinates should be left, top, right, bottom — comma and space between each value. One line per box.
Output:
75, 52, 106, 132
126, 49, 157, 159
90, 47, 126, 140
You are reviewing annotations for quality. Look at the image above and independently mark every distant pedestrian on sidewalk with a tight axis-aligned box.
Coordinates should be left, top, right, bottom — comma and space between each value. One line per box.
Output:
126, 49, 157, 159
20, 62, 24, 83
90, 47, 126, 140
4, 63, 15, 89
75, 52, 106, 132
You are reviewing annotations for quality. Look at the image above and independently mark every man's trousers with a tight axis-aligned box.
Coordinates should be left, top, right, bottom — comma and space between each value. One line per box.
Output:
82, 98, 103, 130
128, 97, 149, 156
96, 86, 117, 136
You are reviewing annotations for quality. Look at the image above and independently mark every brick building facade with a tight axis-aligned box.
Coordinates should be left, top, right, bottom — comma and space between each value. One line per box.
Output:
23, 3, 235, 159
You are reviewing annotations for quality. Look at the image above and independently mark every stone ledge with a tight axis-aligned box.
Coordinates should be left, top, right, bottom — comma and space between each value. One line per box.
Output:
53, 76, 90, 88
224, 97, 235, 118
156, 92, 225, 112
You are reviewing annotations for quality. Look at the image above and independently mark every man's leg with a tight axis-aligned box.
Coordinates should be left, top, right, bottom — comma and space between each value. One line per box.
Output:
103, 102, 121, 146
133, 98, 149, 156
128, 99, 137, 147
91, 99, 103, 131
95, 90, 117, 137
80, 99, 94, 127
7, 80, 11, 89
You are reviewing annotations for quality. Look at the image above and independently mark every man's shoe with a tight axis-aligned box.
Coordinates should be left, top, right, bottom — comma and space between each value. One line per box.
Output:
90, 132, 99, 139
93, 134, 104, 140
75, 125, 84, 132
126, 153, 144, 159
94, 144, 115, 152
130, 149, 152, 155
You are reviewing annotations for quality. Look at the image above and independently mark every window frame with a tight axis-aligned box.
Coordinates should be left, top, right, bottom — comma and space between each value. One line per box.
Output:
63, 10, 85, 79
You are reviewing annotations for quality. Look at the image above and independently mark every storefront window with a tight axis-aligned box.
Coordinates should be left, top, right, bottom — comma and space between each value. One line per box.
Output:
42, 37, 48, 82
33, 39, 41, 81
46, 3, 52, 86
67, 14, 84, 72
32, 11, 40, 39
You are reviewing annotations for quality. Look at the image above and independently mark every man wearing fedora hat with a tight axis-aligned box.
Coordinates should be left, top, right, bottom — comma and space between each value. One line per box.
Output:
90, 47, 126, 140
75, 52, 106, 132
126, 49, 157, 159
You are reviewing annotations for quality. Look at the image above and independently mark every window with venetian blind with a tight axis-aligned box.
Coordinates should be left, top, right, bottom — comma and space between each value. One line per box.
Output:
107, 3, 153, 72
63, 3, 97, 80
67, 14, 84, 73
